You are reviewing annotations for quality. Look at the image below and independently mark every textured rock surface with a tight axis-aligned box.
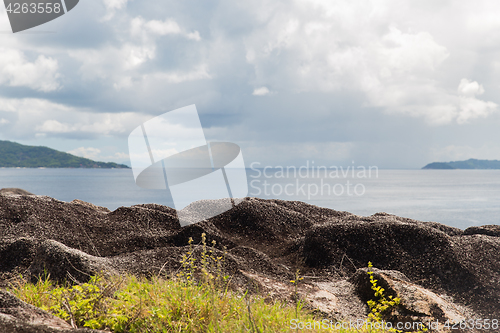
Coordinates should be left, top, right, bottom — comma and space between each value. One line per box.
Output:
1, 193, 499, 332
464, 225, 500, 237
0, 289, 72, 330
0, 290, 102, 332
0, 188, 34, 196
29, 240, 116, 283
351, 268, 476, 332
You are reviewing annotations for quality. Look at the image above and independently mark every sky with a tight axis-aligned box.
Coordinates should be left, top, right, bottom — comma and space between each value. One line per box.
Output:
1, 0, 500, 169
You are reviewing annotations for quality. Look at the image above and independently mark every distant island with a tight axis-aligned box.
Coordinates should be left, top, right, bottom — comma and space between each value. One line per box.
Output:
422, 158, 500, 169
0, 140, 129, 168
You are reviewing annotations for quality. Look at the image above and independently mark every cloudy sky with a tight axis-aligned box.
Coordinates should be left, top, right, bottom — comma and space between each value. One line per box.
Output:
1, 0, 500, 169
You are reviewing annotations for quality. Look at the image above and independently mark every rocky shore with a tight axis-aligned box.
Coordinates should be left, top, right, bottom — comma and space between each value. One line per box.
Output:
0, 189, 499, 332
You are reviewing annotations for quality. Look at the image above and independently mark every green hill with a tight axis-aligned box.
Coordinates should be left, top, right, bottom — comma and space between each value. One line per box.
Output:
422, 158, 500, 169
0, 140, 129, 168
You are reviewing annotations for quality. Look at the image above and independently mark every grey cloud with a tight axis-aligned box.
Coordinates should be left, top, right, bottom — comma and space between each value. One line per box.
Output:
2, 0, 500, 167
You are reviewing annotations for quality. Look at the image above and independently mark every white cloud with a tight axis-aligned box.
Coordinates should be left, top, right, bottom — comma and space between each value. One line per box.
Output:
64, 147, 132, 164
455, 79, 497, 124
113, 76, 133, 90
366, 77, 497, 125
67, 147, 130, 163
377, 27, 449, 74
252, 87, 271, 96
0, 49, 60, 92
103, 0, 128, 11
239, 1, 500, 125
130, 16, 201, 41
245, 5, 448, 89
102, 0, 129, 20
68, 43, 156, 81
458, 78, 484, 97
68, 147, 102, 159
124, 44, 156, 68
144, 19, 181, 35
147, 65, 211, 83
150, 148, 179, 158
0, 97, 151, 139
37, 120, 71, 133
114, 152, 130, 160
0, 97, 71, 114
456, 98, 497, 124
0, 118, 9, 124
69, 16, 202, 87
187, 31, 202, 41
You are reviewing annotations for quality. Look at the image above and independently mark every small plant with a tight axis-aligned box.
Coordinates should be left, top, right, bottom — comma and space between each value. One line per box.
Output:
366, 262, 427, 333
290, 269, 304, 319
178, 236, 196, 282
367, 262, 428, 333
366, 261, 401, 325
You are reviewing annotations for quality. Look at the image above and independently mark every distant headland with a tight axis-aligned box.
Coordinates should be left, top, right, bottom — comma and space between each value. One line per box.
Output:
0, 140, 129, 168
422, 158, 500, 169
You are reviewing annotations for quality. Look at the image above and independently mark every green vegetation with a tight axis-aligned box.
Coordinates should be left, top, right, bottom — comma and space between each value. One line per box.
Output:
10, 273, 319, 332
366, 262, 427, 333
422, 158, 500, 169
7, 238, 425, 332
366, 262, 401, 333
366, 262, 400, 324
0, 140, 129, 168
9, 234, 318, 332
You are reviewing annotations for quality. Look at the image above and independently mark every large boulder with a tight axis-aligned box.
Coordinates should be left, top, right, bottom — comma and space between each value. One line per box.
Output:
0, 195, 181, 257
301, 214, 500, 318
29, 240, 115, 283
0, 194, 499, 330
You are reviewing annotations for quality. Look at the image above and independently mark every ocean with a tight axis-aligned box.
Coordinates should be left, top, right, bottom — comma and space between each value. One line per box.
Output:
1, 168, 499, 230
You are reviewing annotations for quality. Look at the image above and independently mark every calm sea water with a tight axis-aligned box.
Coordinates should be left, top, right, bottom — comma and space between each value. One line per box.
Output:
1, 168, 499, 230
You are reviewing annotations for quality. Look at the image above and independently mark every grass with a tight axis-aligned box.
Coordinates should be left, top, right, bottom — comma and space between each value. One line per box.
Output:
9, 273, 323, 332
5, 235, 423, 332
